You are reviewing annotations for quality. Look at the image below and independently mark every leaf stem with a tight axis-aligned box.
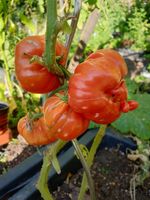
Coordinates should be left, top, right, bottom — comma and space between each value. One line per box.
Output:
72, 139, 96, 200
37, 140, 67, 200
78, 125, 107, 200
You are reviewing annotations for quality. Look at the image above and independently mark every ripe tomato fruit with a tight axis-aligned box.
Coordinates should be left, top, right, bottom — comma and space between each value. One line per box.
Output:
68, 49, 138, 124
43, 94, 90, 141
18, 115, 57, 146
87, 49, 128, 77
15, 35, 67, 94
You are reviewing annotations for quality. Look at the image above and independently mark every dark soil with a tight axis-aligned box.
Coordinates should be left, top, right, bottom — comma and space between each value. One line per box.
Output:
51, 148, 150, 200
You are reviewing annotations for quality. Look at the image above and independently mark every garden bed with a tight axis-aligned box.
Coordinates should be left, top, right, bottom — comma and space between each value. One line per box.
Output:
52, 148, 150, 200
1, 128, 150, 200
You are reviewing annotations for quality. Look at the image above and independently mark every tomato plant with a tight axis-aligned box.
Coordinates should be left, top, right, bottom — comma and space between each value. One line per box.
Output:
14, 1, 140, 200
17, 115, 57, 146
15, 35, 67, 94
68, 49, 138, 124
43, 94, 90, 141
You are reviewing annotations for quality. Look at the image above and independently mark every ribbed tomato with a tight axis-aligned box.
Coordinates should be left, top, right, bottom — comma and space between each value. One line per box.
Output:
15, 35, 67, 94
68, 49, 138, 124
18, 115, 57, 146
43, 95, 90, 141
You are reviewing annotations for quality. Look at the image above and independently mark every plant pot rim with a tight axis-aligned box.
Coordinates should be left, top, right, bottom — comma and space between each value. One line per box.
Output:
0, 102, 9, 111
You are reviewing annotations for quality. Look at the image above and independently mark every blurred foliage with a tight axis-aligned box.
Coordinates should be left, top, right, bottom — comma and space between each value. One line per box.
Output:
0, 0, 45, 128
112, 93, 150, 140
112, 78, 150, 140
72, 0, 150, 53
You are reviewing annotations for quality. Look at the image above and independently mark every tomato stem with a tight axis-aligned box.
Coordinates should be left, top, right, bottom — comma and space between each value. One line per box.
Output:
44, 0, 62, 76
36, 140, 67, 200
45, 0, 57, 69
78, 125, 107, 200
72, 139, 96, 200
44, 0, 72, 78
48, 81, 68, 97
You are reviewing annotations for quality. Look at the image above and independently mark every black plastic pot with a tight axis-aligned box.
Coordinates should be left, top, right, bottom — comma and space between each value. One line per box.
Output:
0, 102, 9, 129
2, 128, 136, 200
0, 102, 12, 146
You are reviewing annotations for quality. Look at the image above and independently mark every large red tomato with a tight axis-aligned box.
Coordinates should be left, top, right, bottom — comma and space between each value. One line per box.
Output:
18, 115, 57, 146
43, 94, 89, 141
15, 35, 67, 94
68, 49, 138, 124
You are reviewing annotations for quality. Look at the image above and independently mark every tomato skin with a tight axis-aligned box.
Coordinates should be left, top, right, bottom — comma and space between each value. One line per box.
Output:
15, 35, 67, 94
17, 115, 57, 146
86, 49, 128, 77
68, 49, 138, 124
43, 95, 89, 141
128, 100, 139, 111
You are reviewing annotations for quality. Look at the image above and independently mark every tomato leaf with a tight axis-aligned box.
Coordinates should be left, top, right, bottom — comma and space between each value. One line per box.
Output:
62, 21, 72, 34
89, 121, 100, 129
51, 154, 61, 174
0, 16, 4, 31
86, 0, 97, 5
112, 93, 150, 140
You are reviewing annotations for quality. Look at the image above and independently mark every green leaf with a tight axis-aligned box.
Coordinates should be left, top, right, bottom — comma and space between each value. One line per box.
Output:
89, 121, 100, 129
62, 21, 72, 34
86, 0, 97, 5
74, 144, 89, 160
0, 15, 4, 31
20, 14, 35, 33
38, 0, 44, 14
51, 154, 61, 174
0, 31, 5, 48
125, 78, 139, 96
112, 93, 150, 140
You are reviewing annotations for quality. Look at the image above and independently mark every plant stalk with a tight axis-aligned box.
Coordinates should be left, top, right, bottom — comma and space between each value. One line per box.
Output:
72, 139, 96, 200
37, 140, 67, 200
45, 0, 57, 69
44, 0, 72, 78
78, 125, 107, 200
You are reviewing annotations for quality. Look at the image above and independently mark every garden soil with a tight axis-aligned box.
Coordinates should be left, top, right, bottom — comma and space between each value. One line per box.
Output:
51, 148, 150, 200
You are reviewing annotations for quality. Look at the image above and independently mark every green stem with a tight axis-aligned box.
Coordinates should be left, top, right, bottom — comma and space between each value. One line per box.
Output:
78, 125, 107, 200
45, 0, 57, 69
37, 140, 67, 200
48, 81, 68, 97
72, 139, 96, 200
44, 0, 71, 78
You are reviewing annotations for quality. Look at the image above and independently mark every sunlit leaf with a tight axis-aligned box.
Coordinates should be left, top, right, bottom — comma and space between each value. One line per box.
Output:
112, 93, 150, 140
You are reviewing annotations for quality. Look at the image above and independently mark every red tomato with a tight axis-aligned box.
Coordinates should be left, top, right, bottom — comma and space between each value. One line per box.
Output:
87, 49, 128, 77
15, 35, 67, 94
18, 115, 57, 146
68, 49, 138, 124
43, 95, 90, 141
128, 100, 139, 111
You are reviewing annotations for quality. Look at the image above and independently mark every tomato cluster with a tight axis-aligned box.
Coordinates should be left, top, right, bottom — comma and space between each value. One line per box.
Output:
16, 37, 138, 146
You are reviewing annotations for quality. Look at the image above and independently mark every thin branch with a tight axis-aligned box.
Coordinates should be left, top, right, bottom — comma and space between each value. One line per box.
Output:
72, 139, 96, 200
78, 125, 107, 200
65, 0, 82, 67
